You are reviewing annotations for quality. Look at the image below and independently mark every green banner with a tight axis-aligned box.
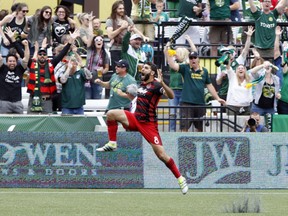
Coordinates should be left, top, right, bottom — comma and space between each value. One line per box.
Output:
272, 115, 288, 132
0, 116, 102, 132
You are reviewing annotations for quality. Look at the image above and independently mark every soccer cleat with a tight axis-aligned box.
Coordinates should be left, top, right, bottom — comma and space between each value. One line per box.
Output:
96, 142, 117, 152
178, 176, 188, 195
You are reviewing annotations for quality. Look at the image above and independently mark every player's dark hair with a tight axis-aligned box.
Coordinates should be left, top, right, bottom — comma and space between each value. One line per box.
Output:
6, 53, 18, 62
146, 62, 158, 77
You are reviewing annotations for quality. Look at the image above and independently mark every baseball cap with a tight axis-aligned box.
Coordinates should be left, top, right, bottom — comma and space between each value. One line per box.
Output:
115, 59, 129, 69
189, 51, 198, 58
130, 34, 142, 41
38, 48, 47, 55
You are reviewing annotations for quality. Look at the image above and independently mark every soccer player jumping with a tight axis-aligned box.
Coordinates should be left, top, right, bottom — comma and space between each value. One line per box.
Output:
96, 62, 188, 194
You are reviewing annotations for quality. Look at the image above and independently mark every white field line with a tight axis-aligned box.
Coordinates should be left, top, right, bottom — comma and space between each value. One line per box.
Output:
0, 191, 288, 195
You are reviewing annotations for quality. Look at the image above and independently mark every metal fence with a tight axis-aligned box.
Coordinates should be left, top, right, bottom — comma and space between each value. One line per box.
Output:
156, 105, 243, 132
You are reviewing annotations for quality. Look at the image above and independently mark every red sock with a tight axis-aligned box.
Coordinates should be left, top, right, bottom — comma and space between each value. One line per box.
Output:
107, 120, 118, 141
165, 158, 181, 178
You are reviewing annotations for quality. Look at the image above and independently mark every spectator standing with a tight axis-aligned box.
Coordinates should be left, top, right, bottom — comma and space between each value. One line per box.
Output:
27, 6, 53, 54
85, 35, 110, 99
216, 26, 254, 101
76, 12, 93, 55
0, 34, 29, 114
152, 0, 169, 25
165, 46, 187, 132
26, 30, 79, 114
207, 0, 239, 56
121, 26, 146, 80
106, 0, 134, 72
95, 59, 137, 111
166, 49, 225, 132
249, 61, 281, 116
225, 62, 253, 115
131, 0, 156, 41
53, 44, 67, 113
52, 5, 76, 46
277, 56, 288, 114
248, 0, 287, 58
96, 62, 188, 195
230, 0, 241, 22
59, 55, 92, 115
241, 0, 261, 43
165, 34, 195, 132
52, 43, 81, 113
0, 3, 28, 61
152, 0, 169, 43
176, 0, 202, 46
275, 27, 288, 114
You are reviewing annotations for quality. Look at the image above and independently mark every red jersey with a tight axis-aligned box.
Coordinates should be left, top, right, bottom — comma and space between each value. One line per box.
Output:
135, 80, 164, 122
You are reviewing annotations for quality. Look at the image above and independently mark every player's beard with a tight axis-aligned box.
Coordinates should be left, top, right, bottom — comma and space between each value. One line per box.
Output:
140, 72, 150, 82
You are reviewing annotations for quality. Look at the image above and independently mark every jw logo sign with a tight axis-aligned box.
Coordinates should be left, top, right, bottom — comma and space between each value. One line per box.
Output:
178, 137, 250, 185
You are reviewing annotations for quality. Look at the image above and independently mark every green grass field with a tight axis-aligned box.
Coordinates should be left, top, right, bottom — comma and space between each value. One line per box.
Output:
0, 189, 287, 216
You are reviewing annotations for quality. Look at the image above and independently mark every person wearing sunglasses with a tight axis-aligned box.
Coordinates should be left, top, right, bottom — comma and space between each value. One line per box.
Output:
75, 12, 93, 55
27, 6, 53, 54
95, 59, 136, 112
85, 35, 110, 99
26, 30, 80, 114
166, 45, 225, 132
0, 3, 28, 63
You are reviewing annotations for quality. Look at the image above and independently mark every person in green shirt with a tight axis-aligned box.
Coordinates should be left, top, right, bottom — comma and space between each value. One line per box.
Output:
207, 0, 239, 56
121, 27, 146, 80
166, 0, 179, 18
95, 59, 137, 112
59, 56, 92, 115
248, 0, 286, 58
166, 50, 225, 132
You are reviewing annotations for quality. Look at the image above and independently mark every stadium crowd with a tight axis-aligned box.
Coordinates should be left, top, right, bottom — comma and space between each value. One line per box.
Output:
0, 0, 288, 132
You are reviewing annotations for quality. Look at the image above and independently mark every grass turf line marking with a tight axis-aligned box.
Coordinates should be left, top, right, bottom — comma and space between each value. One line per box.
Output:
0, 191, 288, 195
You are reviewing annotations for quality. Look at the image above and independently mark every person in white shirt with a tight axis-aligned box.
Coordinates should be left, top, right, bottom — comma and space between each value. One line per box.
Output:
225, 61, 253, 115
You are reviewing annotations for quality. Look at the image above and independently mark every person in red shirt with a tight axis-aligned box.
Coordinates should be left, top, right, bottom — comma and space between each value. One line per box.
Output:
96, 62, 189, 195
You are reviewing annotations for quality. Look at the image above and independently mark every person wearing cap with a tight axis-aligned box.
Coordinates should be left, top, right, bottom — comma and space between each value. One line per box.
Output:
26, 30, 80, 114
95, 59, 136, 111
106, 0, 146, 73
121, 25, 146, 81
166, 48, 225, 132
164, 35, 195, 132
96, 62, 189, 195
0, 36, 29, 114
